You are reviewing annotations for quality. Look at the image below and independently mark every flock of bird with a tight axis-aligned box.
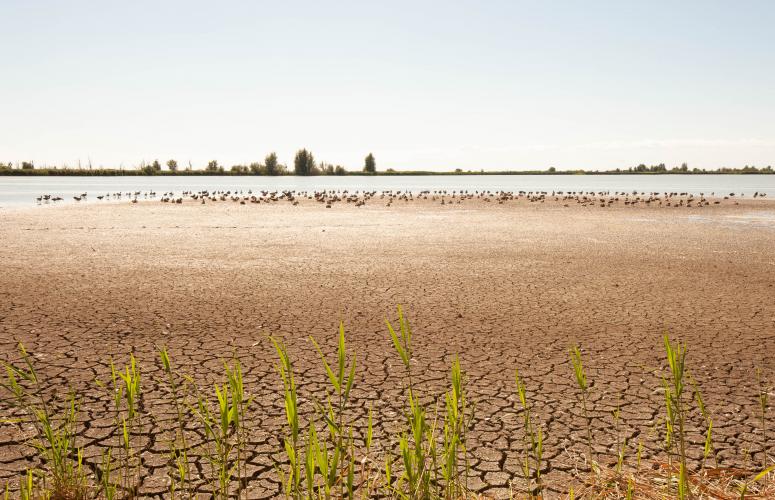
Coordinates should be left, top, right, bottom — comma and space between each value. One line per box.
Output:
34, 188, 768, 208
36, 191, 154, 203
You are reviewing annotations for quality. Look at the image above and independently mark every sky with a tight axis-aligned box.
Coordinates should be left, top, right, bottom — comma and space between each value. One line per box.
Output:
1, 0, 774, 171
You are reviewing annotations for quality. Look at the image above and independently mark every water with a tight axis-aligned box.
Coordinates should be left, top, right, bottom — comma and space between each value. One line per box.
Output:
1, 174, 774, 208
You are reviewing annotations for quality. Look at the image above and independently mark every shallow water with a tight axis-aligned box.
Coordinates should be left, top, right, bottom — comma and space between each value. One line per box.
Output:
1, 174, 774, 207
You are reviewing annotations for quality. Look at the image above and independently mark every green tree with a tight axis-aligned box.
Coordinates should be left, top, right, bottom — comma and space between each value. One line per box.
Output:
166, 159, 178, 172
264, 152, 280, 176
139, 161, 155, 175
320, 162, 335, 175
363, 153, 376, 173
334, 165, 347, 175
152, 159, 161, 172
206, 160, 220, 173
294, 149, 316, 176
21, 161, 34, 170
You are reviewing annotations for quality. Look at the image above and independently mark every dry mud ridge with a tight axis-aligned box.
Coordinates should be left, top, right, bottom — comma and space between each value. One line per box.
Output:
1, 199, 774, 498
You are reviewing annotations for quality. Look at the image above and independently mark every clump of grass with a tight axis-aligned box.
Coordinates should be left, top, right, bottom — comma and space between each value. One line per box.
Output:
190, 359, 250, 499
1, 342, 89, 499
309, 321, 358, 498
99, 354, 142, 498
385, 305, 477, 498
269, 306, 477, 499
271, 320, 373, 499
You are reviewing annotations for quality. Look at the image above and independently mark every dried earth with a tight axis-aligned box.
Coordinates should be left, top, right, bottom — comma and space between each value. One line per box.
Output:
1, 197, 774, 498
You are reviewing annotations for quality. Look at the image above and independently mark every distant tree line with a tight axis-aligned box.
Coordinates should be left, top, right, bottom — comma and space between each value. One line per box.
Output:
1, 157, 773, 176
0, 150, 375, 176
609, 162, 774, 174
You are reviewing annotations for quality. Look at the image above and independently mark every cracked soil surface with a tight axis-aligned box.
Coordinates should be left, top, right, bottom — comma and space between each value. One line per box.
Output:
1, 197, 775, 497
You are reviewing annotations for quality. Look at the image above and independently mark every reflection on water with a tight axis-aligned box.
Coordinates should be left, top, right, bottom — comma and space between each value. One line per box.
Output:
1, 174, 774, 207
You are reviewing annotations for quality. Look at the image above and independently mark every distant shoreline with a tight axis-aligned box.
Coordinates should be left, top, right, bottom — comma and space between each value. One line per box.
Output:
1, 169, 773, 177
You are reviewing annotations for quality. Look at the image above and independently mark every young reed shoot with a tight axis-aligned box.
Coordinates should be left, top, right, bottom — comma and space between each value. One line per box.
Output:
310, 321, 358, 499
158, 346, 194, 499
663, 334, 689, 498
757, 367, 769, 471
570, 345, 594, 466
515, 367, 544, 497
270, 337, 302, 498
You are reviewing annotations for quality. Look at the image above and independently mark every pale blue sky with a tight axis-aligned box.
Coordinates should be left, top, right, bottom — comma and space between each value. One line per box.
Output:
1, 1, 773, 171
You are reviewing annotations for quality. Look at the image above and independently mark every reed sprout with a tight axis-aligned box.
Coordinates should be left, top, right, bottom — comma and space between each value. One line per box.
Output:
158, 346, 193, 499
100, 448, 117, 500
101, 354, 142, 498
270, 336, 302, 498
386, 306, 434, 497
570, 345, 594, 467
19, 470, 37, 500
440, 356, 474, 498
612, 406, 626, 473
689, 373, 716, 469
662, 334, 689, 498
756, 368, 769, 471
739, 464, 775, 498
190, 358, 250, 499
515, 367, 543, 497
309, 321, 358, 499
